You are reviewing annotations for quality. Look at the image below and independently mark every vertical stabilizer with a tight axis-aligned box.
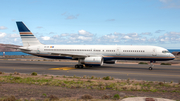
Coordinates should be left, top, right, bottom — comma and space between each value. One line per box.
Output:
16, 21, 43, 47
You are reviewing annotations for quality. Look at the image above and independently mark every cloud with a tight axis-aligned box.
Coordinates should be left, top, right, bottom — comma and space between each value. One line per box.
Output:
157, 32, 180, 43
36, 26, 43, 29
168, 32, 180, 35
39, 30, 95, 44
9, 34, 19, 38
11, 19, 16, 21
14, 38, 18, 42
12, 30, 16, 32
61, 12, 66, 15
159, 0, 180, 8
1, 29, 180, 48
78, 30, 94, 37
113, 32, 123, 36
61, 12, 79, 20
60, 33, 69, 37
155, 30, 165, 33
0, 26, 7, 30
77, 36, 92, 40
123, 36, 131, 39
41, 36, 50, 40
0, 33, 21, 45
141, 32, 152, 35
0, 32, 6, 38
66, 14, 79, 19
160, 38, 165, 41
127, 33, 138, 37
49, 32, 55, 34
69, 30, 94, 42
22, 30, 180, 47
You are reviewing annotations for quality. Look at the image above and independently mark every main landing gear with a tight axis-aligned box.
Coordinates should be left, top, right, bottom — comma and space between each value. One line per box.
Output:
75, 59, 84, 69
149, 61, 155, 70
75, 64, 84, 69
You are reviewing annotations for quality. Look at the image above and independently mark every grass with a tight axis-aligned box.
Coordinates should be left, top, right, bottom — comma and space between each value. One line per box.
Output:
102, 76, 114, 80
161, 63, 171, 65
31, 72, 37, 76
139, 62, 148, 64
14, 72, 20, 75
0, 96, 118, 101
113, 94, 120, 100
81, 94, 93, 99
42, 93, 47, 97
48, 95, 59, 101
102, 94, 112, 99
0, 96, 16, 101
0, 72, 180, 94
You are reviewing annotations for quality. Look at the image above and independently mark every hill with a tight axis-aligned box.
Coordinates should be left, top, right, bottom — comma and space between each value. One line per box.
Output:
0, 44, 21, 52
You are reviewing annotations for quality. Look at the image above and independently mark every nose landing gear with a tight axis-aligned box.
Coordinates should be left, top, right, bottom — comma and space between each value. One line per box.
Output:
149, 61, 155, 70
149, 67, 153, 70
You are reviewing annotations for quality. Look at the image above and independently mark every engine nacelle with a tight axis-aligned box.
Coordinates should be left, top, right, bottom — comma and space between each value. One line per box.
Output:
104, 60, 117, 64
80, 57, 103, 66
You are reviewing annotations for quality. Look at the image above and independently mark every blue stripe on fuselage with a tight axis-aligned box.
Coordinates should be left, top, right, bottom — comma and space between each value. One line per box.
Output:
103, 57, 174, 61
34, 55, 73, 59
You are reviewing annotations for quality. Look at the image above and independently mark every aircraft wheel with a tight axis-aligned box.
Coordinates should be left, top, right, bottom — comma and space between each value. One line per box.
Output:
149, 67, 153, 70
75, 65, 79, 68
79, 65, 84, 68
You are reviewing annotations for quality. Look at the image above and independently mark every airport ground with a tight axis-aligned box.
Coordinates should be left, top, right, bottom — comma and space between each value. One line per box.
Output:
0, 55, 180, 83
0, 72, 180, 101
0, 56, 180, 100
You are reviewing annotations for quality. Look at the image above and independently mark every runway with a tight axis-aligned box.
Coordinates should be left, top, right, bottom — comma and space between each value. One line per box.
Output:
0, 60, 180, 82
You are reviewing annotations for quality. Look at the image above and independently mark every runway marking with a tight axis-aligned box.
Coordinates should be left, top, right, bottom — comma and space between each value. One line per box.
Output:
0, 66, 75, 71
49, 67, 75, 70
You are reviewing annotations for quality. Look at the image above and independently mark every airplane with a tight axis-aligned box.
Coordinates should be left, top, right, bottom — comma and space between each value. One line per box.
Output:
15, 21, 175, 70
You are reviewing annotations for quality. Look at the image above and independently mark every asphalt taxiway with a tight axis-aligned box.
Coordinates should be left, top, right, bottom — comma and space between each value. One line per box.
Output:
0, 60, 180, 82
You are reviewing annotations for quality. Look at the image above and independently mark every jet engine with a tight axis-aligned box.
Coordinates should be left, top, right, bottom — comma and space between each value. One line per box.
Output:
80, 57, 103, 66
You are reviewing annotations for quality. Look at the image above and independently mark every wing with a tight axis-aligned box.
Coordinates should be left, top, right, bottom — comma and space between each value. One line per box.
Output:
50, 51, 102, 58
50, 52, 89, 58
13, 47, 31, 52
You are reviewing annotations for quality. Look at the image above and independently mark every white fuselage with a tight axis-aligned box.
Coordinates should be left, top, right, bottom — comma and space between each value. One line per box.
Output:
21, 45, 175, 61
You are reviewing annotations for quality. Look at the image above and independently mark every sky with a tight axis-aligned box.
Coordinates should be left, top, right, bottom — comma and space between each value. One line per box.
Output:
0, 0, 180, 48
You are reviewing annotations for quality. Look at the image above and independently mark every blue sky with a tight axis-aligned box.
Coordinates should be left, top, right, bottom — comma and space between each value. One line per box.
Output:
0, 0, 180, 48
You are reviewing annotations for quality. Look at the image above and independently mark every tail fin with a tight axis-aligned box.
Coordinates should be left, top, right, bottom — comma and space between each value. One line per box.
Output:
16, 21, 43, 47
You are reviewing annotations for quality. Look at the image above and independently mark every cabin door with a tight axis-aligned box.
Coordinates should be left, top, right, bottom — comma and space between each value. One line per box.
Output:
152, 48, 157, 56
116, 47, 121, 55
37, 46, 40, 54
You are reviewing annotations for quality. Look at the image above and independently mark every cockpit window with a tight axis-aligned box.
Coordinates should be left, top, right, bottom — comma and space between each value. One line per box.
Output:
162, 50, 170, 53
